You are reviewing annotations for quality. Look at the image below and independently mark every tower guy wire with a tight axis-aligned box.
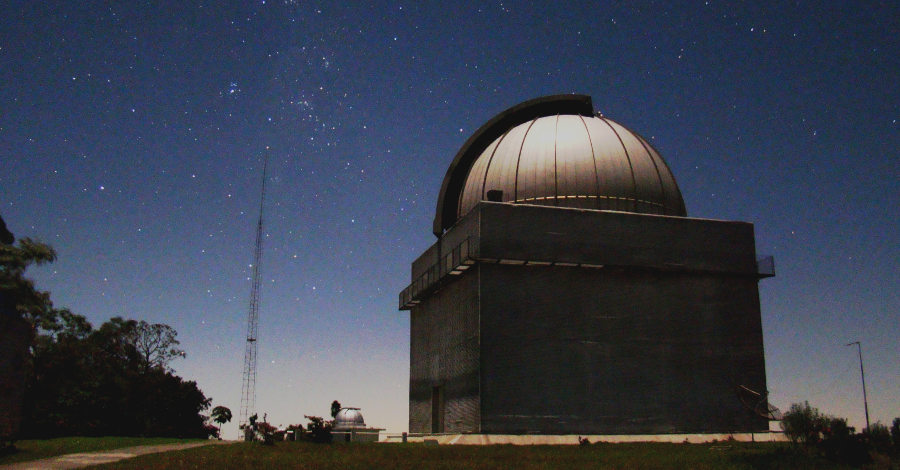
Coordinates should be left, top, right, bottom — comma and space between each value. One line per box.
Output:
240, 149, 269, 433
846, 341, 871, 430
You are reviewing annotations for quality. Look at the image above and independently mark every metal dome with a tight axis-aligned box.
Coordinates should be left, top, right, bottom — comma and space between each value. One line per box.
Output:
333, 408, 366, 429
433, 95, 686, 235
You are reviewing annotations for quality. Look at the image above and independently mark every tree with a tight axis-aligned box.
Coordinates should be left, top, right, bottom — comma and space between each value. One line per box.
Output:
331, 400, 342, 419
303, 415, 332, 443
211, 406, 232, 436
128, 321, 186, 373
892, 417, 900, 453
0, 215, 13, 245
1, 220, 58, 445
22, 316, 213, 438
863, 422, 892, 454
257, 418, 277, 445
781, 401, 824, 445
0, 236, 58, 331
285, 423, 304, 441
780, 401, 872, 465
2, 216, 212, 440
243, 413, 258, 442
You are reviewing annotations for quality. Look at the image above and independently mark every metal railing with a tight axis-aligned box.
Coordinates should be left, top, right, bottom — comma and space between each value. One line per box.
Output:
400, 237, 474, 309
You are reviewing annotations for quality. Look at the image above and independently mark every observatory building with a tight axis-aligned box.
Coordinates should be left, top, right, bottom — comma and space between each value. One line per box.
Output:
399, 95, 774, 435
331, 407, 383, 443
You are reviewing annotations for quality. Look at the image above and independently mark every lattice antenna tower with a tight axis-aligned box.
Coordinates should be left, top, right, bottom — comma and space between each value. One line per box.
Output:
240, 149, 269, 428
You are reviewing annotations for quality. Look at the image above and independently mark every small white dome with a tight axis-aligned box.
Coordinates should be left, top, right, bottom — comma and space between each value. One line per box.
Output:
333, 408, 366, 429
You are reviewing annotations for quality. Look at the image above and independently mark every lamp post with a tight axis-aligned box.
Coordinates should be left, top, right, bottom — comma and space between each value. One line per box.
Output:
846, 341, 870, 430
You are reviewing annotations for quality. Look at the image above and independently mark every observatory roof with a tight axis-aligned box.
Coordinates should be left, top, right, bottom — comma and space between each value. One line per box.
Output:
433, 95, 686, 236
333, 408, 367, 429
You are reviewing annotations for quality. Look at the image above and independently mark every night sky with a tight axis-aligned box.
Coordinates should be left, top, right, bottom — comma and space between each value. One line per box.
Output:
2, 1, 897, 438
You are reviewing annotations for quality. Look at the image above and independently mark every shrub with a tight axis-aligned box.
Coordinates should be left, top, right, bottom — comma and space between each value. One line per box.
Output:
781, 401, 824, 445
302, 416, 332, 444
820, 417, 868, 465
780, 401, 874, 466
891, 418, 900, 453
256, 421, 278, 446
863, 422, 892, 454
285, 424, 304, 442
203, 423, 219, 439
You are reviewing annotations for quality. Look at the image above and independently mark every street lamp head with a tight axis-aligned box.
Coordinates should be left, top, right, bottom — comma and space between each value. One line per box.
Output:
846, 341, 860, 346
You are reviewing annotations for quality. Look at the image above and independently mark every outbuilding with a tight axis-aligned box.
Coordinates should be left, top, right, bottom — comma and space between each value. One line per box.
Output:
331, 408, 383, 442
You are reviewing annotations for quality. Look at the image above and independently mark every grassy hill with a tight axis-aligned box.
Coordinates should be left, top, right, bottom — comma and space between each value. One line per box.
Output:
89, 440, 867, 470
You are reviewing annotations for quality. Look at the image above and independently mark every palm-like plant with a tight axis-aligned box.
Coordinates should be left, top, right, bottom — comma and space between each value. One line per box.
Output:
211, 406, 233, 437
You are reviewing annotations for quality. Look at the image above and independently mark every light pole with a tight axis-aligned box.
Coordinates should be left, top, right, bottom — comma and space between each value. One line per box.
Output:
846, 341, 870, 430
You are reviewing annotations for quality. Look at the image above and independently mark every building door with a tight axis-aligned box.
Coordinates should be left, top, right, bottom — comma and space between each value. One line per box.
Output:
431, 385, 444, 433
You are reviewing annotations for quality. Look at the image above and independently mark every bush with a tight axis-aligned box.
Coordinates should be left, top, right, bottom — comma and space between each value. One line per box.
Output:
820, 417, 868, 465
781, 401, 823, 445
780, 401, 873, 466
891, 418, 900, 453
863, 422, 892, 455
203, 423, 219, 439
302, 416, 332, 444
284, 424, 304, 442
256, 422, 277, 446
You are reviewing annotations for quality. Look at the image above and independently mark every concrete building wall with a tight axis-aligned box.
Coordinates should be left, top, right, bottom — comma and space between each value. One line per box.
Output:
404, 203, 770, 435
479, 264, 768, 434
476, 203, 758, 275
409, 268, 480, 433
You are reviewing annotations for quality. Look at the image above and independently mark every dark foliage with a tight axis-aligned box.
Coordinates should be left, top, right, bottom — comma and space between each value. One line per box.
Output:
241, 413, 278, 444
211, 406, 232, 438
204, 423, 220, 439
0, 214, 13, 245
781, 401, 822, 445
241, 414, 258, 442
892, 418, 900, 453
20, 313, 213, 439
257, 421, 278, 445
302, 416, 332, 444
819, 417, 868, 466
2, 228, 211, 441
330, 400, 341, 419
779, 401, 900, 466
862, 422, 892, 455
1, 233, 58, 445
284, 423, 304, 441
0, 237, 58, 331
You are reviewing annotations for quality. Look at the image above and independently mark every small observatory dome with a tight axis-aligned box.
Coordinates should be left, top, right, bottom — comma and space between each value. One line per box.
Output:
333, 408, 366, 429
433, 95, 687, 235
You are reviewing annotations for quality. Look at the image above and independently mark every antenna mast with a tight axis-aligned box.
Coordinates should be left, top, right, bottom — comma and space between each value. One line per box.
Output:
240, 149, 269, 431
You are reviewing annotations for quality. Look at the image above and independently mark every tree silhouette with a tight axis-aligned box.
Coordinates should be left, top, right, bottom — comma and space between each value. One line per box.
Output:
23, 315, 212, 438
1, 217, 57, 444
129, 321, 186, 373
331, 400, 342, 418
0, 236, 58, 330
211, 405, 232, 436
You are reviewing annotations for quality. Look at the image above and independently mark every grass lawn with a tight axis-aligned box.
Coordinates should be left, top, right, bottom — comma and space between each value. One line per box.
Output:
89, 441, 860, 470
0, 436, 201, 465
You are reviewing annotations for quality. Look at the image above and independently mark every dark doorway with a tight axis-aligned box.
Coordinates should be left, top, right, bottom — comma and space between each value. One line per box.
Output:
431, 385, 444, 433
